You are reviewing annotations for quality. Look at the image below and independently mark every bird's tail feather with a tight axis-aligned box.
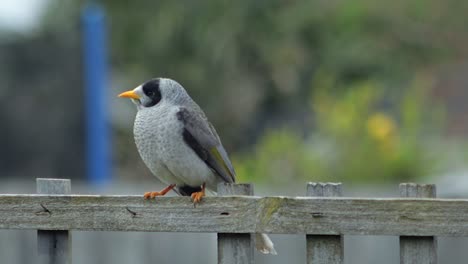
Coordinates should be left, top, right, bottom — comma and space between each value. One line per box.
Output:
255, 233, 277, 255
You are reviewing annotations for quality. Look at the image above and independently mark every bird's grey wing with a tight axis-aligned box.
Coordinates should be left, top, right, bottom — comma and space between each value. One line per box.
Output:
176, 107, 236, 183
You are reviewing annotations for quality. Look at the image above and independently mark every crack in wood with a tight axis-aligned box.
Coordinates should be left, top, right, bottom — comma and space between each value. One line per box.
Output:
34, 203, 52, 216
126, 207, 140, 218
311, 212, 324, 218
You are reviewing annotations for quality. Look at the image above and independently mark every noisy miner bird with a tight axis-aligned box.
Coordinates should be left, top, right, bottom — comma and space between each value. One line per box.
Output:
118, 77, 277, 255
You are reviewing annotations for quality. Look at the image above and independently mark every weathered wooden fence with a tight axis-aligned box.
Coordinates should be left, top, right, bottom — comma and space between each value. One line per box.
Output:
1, 178, 467, 264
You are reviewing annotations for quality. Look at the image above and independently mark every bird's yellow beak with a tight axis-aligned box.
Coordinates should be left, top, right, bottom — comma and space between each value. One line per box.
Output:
118, 90, 140, 99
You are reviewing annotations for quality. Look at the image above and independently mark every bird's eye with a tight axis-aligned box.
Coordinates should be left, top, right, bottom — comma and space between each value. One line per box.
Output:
142, 78, 162, 107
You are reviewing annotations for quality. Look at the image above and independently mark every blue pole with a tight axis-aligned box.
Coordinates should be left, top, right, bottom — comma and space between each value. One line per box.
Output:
82, 4, 111, 186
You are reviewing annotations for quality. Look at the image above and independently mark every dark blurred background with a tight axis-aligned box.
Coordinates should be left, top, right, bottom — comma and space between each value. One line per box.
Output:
2, 0, 468, 185
1, 0, 468, 263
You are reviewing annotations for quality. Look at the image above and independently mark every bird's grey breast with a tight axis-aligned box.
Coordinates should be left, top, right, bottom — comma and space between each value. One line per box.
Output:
133, 104, 183, 183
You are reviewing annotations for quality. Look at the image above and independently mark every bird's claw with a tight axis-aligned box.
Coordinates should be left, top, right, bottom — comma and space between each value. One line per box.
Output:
143, 184, 176, 199
191, 191, 205, 205
144, 191, 163, 199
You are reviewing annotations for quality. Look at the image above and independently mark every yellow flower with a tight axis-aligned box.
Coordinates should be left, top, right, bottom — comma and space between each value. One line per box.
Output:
367, 113, 396, 142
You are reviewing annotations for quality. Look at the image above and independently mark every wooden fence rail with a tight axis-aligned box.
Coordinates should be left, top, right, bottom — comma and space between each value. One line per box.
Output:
0, 179, 467, 264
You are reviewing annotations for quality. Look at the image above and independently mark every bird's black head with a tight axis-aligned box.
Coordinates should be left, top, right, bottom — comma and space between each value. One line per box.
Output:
119, 77, 190, 110
141, 78, 162, 107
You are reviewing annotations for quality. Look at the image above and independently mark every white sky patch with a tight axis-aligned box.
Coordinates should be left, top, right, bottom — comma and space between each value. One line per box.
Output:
0, 0, 49, 32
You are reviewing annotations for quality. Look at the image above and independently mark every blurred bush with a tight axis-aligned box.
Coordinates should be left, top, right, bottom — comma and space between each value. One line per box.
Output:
78, 0, 467, 151
234, 73, 444, 184
6, 0, 463, 182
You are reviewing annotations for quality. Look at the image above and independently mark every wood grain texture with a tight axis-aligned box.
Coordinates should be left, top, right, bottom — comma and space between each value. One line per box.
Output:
400, 183, 437, 264
37, 178, 71, 195
0, 194, 467, 236
307, 183, 343, 264
37, 178, 71, 264
307, 182, 342, 197
217, 183, 253, 264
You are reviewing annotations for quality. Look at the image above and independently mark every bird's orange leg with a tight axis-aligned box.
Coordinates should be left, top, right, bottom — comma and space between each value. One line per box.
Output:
191, 183, 206, 204
144, 184, 176, 199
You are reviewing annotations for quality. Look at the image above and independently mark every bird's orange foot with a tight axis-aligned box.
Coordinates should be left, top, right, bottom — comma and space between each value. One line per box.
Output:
191, 183, 206, 205
144, 191, 163, 199
143, 184, 176, 199
191, 191, 205, 204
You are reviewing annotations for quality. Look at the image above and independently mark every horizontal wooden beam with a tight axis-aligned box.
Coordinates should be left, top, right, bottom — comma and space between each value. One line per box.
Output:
0, 195, 467, 236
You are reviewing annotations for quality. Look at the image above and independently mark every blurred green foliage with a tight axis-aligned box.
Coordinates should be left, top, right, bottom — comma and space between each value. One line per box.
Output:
234, 73, 444, 184
38, 0, 468, 183
41, 0, 465, 147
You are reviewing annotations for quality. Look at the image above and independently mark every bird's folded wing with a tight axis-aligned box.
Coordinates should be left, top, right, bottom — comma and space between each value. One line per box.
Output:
177, 107, 236, 183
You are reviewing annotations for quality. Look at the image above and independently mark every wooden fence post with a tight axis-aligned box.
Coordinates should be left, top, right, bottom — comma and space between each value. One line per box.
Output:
399, 183, 437, 264
217, 183, 254, 264
306, 182, 344, 264
37, 178, 72, 264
